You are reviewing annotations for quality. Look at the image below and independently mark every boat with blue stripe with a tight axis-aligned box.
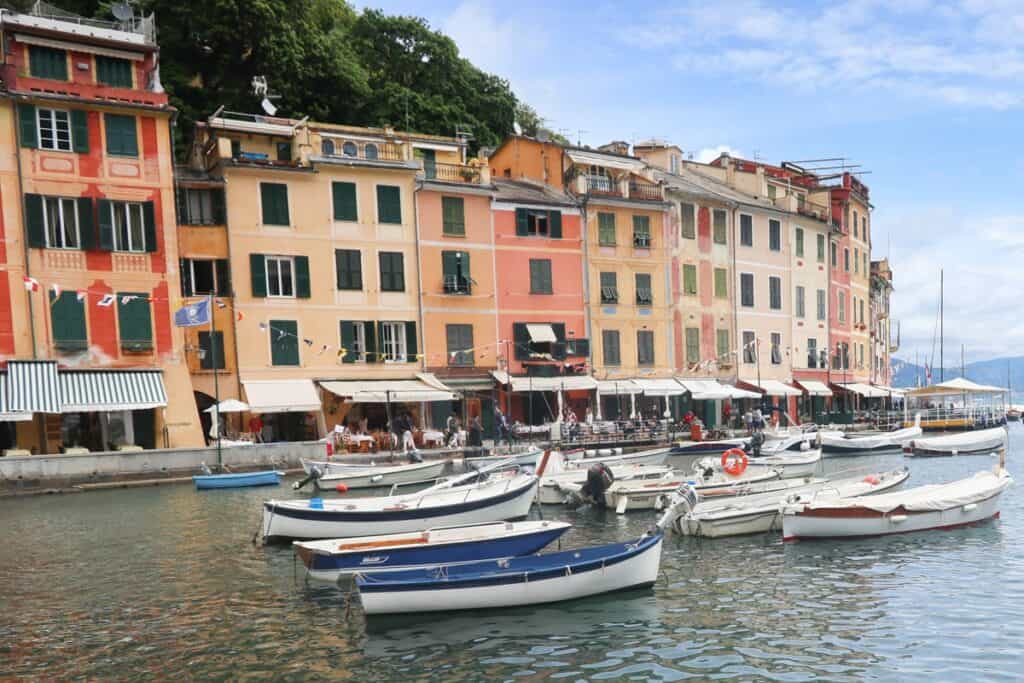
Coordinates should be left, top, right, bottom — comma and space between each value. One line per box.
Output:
194, 470, 283, 490
293, 520, 571, 582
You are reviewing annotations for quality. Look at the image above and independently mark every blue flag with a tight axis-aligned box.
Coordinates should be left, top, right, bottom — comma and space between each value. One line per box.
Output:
174, 299, 212, 327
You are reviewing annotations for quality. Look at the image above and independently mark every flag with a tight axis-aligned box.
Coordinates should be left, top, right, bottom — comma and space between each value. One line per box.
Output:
75, 289, 87, 303
925, 363, 932, 384
97, 294, 115, 307
173, 298, 211, 327
23, 276, 39, 292
120, 295, 137, 305
337, 347, 347, 357
51, 283, 62, 298
236, 310, 244, 322
215, 299, 227, 309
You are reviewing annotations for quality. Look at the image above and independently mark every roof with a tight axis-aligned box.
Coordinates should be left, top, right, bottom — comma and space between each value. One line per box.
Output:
564, 148, 645, 173
492, 179, 577, 207
905, 378, 1008, 396
652, 166, 779, 213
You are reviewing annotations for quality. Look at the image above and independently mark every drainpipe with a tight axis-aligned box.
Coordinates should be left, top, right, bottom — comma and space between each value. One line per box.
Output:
730, 203, 739, 388
412, 178, 428, 429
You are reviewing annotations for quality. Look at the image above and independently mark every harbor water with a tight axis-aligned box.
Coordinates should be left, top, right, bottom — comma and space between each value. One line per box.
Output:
2, 430, 1022, 681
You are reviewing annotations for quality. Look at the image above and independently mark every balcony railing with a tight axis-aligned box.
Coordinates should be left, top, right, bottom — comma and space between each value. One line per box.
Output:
600, 287, 618, 304
633, 234, 651, 248
636, 289, 653, 306
628, 180, 662, 201
583, 175, 622, 197
442, 275, 472, 295
323, 141, 405, 162
424, 162, 482, 184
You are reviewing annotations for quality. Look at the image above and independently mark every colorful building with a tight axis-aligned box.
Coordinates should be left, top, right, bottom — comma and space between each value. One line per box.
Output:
870, 258, 896, 386
0, 6, 203, 453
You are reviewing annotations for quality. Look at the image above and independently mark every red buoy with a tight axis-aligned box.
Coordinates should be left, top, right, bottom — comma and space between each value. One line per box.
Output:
335, 483, 348, 493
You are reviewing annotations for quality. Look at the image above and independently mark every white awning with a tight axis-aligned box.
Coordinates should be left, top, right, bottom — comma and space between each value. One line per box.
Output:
243, 379, 322, 413
596, 379, 643, 395
565, 149, 646, 173
795, 380, 833, 397
633, 378, 685, 397
491, 371, 597, 392
676, 379, 732, 400
59, 370, 168, 413
724, 384, 763, 400
525, 323, 557, 343
320, 378, 457, 403
837, 383, 889, 399
744, 379, 802, 397
0, 375, 30, 422
877, 386, 906, 396
7, 360, 61, 413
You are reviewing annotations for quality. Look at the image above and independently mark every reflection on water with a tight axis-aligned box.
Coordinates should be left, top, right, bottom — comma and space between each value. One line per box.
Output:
0, 433, 1021, 681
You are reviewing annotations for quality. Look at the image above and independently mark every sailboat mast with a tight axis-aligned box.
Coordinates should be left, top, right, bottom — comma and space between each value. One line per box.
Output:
939, 269, 944, 382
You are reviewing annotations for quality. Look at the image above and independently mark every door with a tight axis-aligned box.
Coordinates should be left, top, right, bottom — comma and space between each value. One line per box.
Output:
480, 398, 495, 440
420, 149, 436, 179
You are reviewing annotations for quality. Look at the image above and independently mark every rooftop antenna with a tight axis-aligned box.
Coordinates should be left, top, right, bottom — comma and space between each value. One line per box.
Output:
251, 76, 280, 116
111, 1, 135, 23
576, 129, 589, 146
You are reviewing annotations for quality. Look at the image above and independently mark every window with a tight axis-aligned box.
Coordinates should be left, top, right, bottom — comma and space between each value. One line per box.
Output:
853, 210, 859, 238
600, 272, 618, 304
180, 258, 230, 296
42, 197, 79, 249
50, 290, 87, 351
364, 143, 378, 160
807, 338, 818, 368
96, 55, 132, 87
637, 330, 655, 366
270, 320, 299, 366
670, 154, 680, 174
342, 141, 358, 157
598, 212, 616, 245
844, 205, 850, 233
795, 285, 806, 318
742, 331, 756, 363
29, 46, 67, 80
276, 142, 292, 162
841, 342, 850, 370
863, 217, 868, 241
198, 331, 225, 370
740, 273, 754, 307
632, 215, 651, 247
714, 268, 728, 299
442, 251, 471, 294
770, 332, 782, 365
817, 234, 826, 263
860, 299, 866, 325
515, 208, 562, 238
332, 182, 358, 221
685, 327, 700, 365
602, 329, 621, 366
838, 292, 846, 323
37, 108, 73, 152
864, 252, 869, 276
335, 249, 362, 290
339, 321, 369, 363
795, 227, 804, 258
379, 252, 406, 292
446, 324, 474, 366
266, 256, 295, 297
683, 264, 698, 296
852, 296, 858, 323
817, 289, 826, 321
104, 114, 138, 157
230, 139, 241, 158
713, 209, 727, 244
376, 185, 402, 224
321, 139, 335, 156
529, 259, 553, 294
442, 196, 465, 235
110, 201, 147, 252
635, 273, 652, 305
740, 214, 753, 246
117, 293, 153, 352
767, 184, 777, 200
260, 183, 290, 226
769, 219, 781, 251
769, 276, 782, 310
859, 343, 865, 369
178, 188, 225, 225
844, 248, 850, 272
380, 321, 409, 362
831, 242, 838, 267
854, 248, 859, 274
680, 203, 695, 239
716, 329, 729, 360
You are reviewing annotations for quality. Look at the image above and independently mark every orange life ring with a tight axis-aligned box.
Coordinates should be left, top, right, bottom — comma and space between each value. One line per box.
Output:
721, 448, 748, 476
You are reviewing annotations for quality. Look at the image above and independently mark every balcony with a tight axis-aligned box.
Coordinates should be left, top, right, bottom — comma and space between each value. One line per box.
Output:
632, 233, 651, 249
583, 175, 622, 197
442, 274, 472, 295
636, 289, 653, 306
628, 179, 662, 201
422, 161, 482, 184
321, 140, 405, 162
600, 287, 618, 304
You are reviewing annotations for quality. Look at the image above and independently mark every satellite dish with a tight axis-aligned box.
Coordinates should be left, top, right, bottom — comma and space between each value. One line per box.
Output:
513, 120, 523, 135
260, 98, 277, 117
111, 2, 134, 21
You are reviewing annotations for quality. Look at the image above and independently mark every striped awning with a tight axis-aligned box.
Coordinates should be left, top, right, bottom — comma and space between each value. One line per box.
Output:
7, 360, 61, 413
59, 370, 168, 413
0, 374, 31, 422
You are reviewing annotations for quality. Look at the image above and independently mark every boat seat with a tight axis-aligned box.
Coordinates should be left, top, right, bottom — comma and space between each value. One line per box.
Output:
336, 534, 429, 552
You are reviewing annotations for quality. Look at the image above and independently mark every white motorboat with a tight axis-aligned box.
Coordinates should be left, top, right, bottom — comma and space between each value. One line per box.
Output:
674, 467, 911, 538
557, 446, 672, 470
310, 460, 449, 491
822, 415, 923, 455
464, 446, 545, 468
262, 472, 538, 541
749, 447, 822, 478
781, 468, 1013, 540
537, 464, 673, 505
903, 426, 1008, 457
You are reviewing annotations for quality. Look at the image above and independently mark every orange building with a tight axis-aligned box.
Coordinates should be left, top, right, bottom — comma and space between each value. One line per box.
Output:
0, 6, 203, 453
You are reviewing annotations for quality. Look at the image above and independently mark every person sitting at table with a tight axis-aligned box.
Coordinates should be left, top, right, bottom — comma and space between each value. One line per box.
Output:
358, 416, 369, 435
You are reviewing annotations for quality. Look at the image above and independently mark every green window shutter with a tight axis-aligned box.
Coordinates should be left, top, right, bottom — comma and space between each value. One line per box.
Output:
512, 322, 529, 360
442, 250, 457, 280
294, 255, 310, 298
269, 320, 299, 366
714, 268, 728, 298
250, 254, 267, 297
50, 291, 87, 351
97, 199, 114, 251
363, 321, 377, 363
340, 321, 356, 363
683, 264, 697, 295
515, 208, 528, 236
215, 259, 232, 296
24, 194, 45, 248
713, 210, 727, 244
549, 210, 562, 238
142, 201, 157, 252
685, 328, 700, 364
117, 293, 153, 351
680, 203, 695, 239
30, 46, 67, 80
795, 228, 804, 257
598, 212, 616, 245
336, 249, 362, 290
379, 252, 404, 292
442, 197, 465, 235
716, 329, 729, 358
211, 189, 226, 224
104, 114, 138, 156
332, 181, 358, 221
261, 183, 289, 226
179, 259, 192, 296
77, 197, 95, 250
405, 321, 417, 363
17, 104, 37, 148
376, 185, 402, 224
70, 110, 89, 153
96, 56, 132, 87
198, 331, 225, 369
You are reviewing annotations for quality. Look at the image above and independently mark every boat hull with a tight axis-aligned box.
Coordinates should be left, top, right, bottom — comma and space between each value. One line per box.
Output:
669, 439, 748, 456
312, 460, 447, 490
537, 465, 672, 505
749, 449, 821, 478
904, 427, 1007, 457
357, 534, 663, 615
193, 471, 281, 489
464, 448, 542, 468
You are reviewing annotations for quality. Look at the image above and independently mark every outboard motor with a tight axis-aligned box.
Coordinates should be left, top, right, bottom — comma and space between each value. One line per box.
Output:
293, 464, 322, 490
654, 483, 700, 535
579, 463, 615, 507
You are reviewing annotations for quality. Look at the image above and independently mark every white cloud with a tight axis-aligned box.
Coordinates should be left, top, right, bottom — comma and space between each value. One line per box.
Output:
695, 145, 743, 164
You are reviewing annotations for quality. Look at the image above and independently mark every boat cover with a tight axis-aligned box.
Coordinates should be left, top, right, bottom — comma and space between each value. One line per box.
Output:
911, 427, 1007, 451
803, 470, 1012, 513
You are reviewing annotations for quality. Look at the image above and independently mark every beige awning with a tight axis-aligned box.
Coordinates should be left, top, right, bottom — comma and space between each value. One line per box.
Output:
837, 383, 889, 399
243, 379, 322, 413
795, 380, 833, 397
491, 371, 597, 392
744, 379, 802, 397
320, 377, 457, 403
676, 378, 732, 400
596, 379, 643, 395
565, 149, 645, 172
633, 378, 685, 397
905, 377, 1008, 397
525, 323, 557, 343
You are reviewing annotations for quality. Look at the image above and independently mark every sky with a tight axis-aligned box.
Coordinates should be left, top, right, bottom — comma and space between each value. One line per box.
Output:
363, 0, 1024, 365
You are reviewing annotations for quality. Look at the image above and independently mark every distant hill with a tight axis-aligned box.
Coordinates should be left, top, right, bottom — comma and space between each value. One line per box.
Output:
893, 356, 1024, 392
